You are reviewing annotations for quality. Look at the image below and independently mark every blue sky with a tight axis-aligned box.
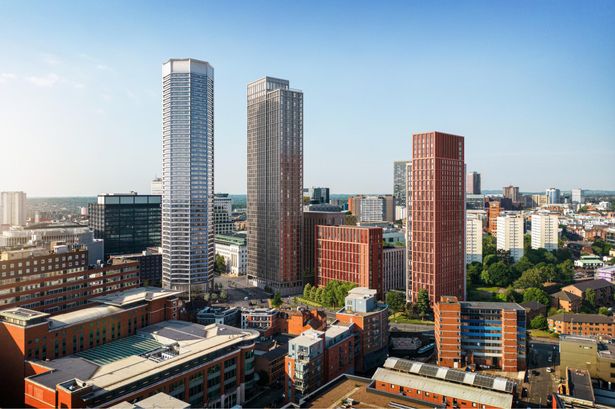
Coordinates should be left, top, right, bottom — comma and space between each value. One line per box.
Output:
0, 0, 613, 196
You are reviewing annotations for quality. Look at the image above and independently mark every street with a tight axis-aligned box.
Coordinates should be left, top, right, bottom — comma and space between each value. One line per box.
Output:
526, 340, 561, 407
213, 274, 272, 307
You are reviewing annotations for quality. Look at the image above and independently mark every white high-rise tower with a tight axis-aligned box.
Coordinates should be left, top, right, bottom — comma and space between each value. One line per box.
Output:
161, 58, 214, 299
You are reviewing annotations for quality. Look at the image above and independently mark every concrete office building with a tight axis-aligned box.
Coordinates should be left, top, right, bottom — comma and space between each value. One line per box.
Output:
214, 233, 247, 276
213, 193, 235, 235
150, 178, 163, 195
393, 161, 410, 207
0, 223, 103, 265
246, 77, 303, 296
382, 246, 405, 293
546, 187, 561, 204
466, 171, 481, 195
196, 306, 241, 327
348, 195, 395, 223
308, 187, 329, 204
466, 213, 483, 264
572, 188, 585, 204
409, 131, 466, 304
496, 213, 524, 262
0, 287, 183, 407
435, 296, 527, 372
89, 193, 161, 259
0, 244, 139, 314
502, 185, 521, 204
466, 194, 485, 210
531, 213, 559, 251
316, 226, 383, 298
302, 210, 344, 285
1, 191, 26, 226
161, 58, 215, 299
559, 335, 615, 386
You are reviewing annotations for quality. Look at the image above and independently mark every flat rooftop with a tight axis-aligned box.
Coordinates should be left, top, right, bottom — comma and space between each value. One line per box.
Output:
300, 375, 434, 409
90, 287, 183, 307
460, 301, 525, 311
111, 392, 190, 409
568, 369, 595, 403
26, 322, 259, 404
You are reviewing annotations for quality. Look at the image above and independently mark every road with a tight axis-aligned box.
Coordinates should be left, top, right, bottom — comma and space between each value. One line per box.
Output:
213, 274, 272, 307
526, 341, 560, 407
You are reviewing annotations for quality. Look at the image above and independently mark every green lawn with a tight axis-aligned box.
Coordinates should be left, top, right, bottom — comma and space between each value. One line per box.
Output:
529, 329, 559, 339
293, 296, 324, 307
467, 286, 505, 302
389, 312, 434, 325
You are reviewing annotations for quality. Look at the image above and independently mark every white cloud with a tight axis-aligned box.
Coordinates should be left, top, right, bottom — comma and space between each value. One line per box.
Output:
27, 73, 61, 87
0, 73, 17, 83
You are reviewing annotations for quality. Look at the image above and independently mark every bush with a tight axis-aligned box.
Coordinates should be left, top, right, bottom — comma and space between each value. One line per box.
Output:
530, 316, 548, 330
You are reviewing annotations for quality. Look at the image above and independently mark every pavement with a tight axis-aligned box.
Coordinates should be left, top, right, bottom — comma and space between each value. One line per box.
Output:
213, 274, 272, 307
525, 340, 561, 408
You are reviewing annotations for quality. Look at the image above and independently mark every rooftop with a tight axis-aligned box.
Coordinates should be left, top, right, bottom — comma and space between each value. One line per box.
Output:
298, 375, 434, 409
565, 279, 613, 291
549, 313, 614, 324
460, 300, 525, 311
26, 322, 259, 402
568, 368, 595, 403
112, 392, 190, 409
90, 287, 183, 307
551, 290, 582, 302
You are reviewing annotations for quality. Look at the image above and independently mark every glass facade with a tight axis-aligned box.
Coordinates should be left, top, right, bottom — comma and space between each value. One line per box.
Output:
88, 194, 161, 258
161, 59, 215, 298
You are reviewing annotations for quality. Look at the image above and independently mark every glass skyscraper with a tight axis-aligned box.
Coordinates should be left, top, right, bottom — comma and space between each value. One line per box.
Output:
161, 58, 214, 299
393, 160, 410, 207
88, 193, 161, 258
247, 77, 303, 295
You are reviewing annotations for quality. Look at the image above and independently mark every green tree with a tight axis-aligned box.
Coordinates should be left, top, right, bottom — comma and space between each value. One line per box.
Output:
315, 287, 324, 304
502, 287, 521, 303
271, 291, 283, 307
483, 235, 497, 257
309, 286, 318, 301
481, 261, 514, 287
220, 289, 228, 301
344, 214, 357, 226
592, 238, 613, 257
303, 283, 312, 299
386, 291, 406, 312
523, 234, 532, 252
416, 288, 431, 319
599, 306, 610, 316
523, 287, 550, 305
585, 288, 597, 308
513, 256, 534, 275
467, 262, 483, 285
530, 316, 548, 330
514, 265, 555, 289
214, 254, 227, 275
482, 254, 498, 269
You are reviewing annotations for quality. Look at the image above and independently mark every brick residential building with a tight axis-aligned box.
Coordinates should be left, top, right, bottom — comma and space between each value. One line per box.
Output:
434, 296, 527, 372
335, 287, 389, 373
316, 225, 383, 298
303, 211, 344, 286
548, 313, 615, 336
240, 307, 280, 337
0, 244, 140, 314
488, 201, 501, 234
410, 131, 466, 304
0, 287, 182, 407
284, 325, 355, 403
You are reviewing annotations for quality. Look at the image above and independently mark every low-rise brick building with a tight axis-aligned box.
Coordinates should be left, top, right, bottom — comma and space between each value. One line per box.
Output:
548, 313, 615, 336
0, 287, 182, 408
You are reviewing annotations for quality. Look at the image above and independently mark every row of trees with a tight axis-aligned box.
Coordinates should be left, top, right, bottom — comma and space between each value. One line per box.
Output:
302, 281, 357, 308
467, 235, 575, 290
386, 288, 432, 320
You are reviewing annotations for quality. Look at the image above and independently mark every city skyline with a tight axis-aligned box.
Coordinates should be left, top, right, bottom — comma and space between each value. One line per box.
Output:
0, 1, 614, 196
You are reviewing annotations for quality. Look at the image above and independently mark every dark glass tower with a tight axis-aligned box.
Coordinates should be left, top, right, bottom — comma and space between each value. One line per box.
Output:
88, 193, 161, 258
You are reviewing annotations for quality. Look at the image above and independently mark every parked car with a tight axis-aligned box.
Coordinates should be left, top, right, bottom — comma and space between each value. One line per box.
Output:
547, 367, 554, 373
